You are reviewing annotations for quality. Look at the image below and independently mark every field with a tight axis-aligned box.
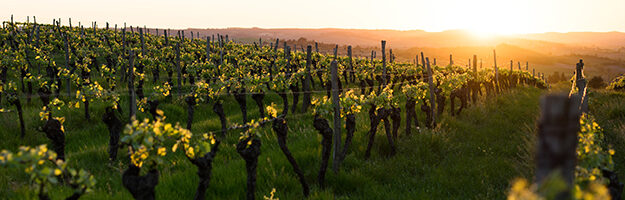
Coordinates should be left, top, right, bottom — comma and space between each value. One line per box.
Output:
0, 19, 622, 200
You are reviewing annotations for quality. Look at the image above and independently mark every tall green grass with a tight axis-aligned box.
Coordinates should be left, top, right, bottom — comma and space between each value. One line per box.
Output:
0, 86, 544, 199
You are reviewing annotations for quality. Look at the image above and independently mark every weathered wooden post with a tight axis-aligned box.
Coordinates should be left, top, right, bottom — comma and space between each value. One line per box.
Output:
526, 62, 529, 71
535, 93, 581, 198
139, 28, 146, 56
494, 50, 499, 94
510, 60, 513, 72
472, 55, 478, 102
381, 40, 387, 86
449, 54, 453, 66
575, 59, 588, 112
330, 60, 342, 173
348, 46, 354, 83
219, 36, 224, 66
303, 45, 312, 112
315, 42, 319, 53
420, 52, 426, 82
426, 58, 436, 127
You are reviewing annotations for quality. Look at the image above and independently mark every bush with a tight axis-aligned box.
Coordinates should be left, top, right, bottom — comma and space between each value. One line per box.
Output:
588, 76, 606, 89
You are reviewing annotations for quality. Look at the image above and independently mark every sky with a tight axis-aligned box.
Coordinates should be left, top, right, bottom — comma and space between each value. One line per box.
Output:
3, 0, 625, 35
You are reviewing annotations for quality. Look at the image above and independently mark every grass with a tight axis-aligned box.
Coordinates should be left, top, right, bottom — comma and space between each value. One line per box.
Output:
0, 84, 545, 199
588, 88, 625, 189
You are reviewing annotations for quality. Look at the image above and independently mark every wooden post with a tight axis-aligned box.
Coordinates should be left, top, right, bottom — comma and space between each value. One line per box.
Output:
473, 55, 478, 76
381, 40, 387, 86
426, 58, 436, 127
219, 35, 224, 66
206, 36, 211, 62
535, 94, 581, 197
93, 21, 96, 37
128, 51, 137, 119
575, 59, 588, 112
164, 29, 169, 46
510, 60, 513, 72
139, 28, 146, 56
330, 60, 342, 173
303, 45, 312, 112
449, 54, 453, 66
526, 62, 529, 71
315, 42, 319, 53
415, 54, 419, 66
348, 46, 353, 83
420, 52, 426, 82
472, 55, 478, 102
494, 50, 499, 94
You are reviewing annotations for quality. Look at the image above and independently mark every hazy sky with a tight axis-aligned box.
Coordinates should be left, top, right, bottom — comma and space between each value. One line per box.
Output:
4, 0, 625, 34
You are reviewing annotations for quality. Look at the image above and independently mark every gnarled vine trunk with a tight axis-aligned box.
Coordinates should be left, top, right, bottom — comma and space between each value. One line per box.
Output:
102, 107, 122, 161
313, 115, 332, 188
190, 141, 220, 200
234, 90, 248, 123
252, 93, 265, 119
272, 118, 310, 197
42, 117, 65, 161
122, 164, 159, 200
236, 137, 261, 200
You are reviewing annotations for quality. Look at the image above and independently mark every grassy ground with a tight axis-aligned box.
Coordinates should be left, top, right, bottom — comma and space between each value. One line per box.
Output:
0, 84, 544, 199
588, 88, 625, 195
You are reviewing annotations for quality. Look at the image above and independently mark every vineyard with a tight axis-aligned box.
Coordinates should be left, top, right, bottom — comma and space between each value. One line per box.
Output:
0, 16, 622, 200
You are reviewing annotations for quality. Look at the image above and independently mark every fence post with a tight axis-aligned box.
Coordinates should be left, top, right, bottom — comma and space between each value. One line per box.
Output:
493, 50, 499, 94
348, 46, 354, 83
139, 28, 146, 56
535, 93, 581, 198
472, 55, 478, 102
449, 54, 453, 66
426, 58, 437, 127
302, 45, 312, 112
381, 40, 387, 86
330, 60, 342, 173
575, 60, 588, 113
